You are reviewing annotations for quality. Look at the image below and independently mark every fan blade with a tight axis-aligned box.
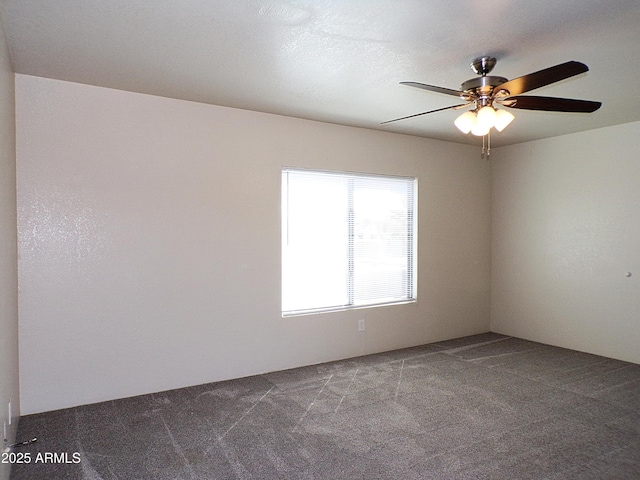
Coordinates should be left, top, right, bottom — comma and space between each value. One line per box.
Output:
495, 61, 589, 96
400, 81, 467, 97
502, 96, 601, 113
381, 104, 469, 124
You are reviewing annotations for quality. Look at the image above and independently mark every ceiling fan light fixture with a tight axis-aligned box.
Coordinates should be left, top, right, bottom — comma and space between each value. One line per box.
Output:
454, 106, 515, 136
494, 109, 515, 132
454, 111, 476, 134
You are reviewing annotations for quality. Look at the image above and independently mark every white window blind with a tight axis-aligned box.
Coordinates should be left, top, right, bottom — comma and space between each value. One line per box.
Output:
282, 168, 416, 315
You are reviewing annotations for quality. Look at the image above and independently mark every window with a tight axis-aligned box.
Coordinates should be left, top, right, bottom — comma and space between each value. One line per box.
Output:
282, 168, 416, 315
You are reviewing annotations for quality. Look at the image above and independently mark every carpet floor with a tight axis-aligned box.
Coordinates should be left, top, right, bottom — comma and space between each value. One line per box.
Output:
9, 333, 640, 479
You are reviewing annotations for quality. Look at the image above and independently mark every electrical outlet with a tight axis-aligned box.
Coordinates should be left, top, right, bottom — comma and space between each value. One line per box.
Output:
358, 319, 365, 332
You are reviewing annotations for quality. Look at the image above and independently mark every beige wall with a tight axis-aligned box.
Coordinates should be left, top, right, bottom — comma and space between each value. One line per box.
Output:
491, 122, 640, 364
16, 74, 492, 414
13, 71, 640, 418
0, 10, 19, 480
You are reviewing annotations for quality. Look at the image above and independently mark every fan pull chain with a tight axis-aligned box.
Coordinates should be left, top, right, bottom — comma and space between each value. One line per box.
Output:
481, 132, 491, 159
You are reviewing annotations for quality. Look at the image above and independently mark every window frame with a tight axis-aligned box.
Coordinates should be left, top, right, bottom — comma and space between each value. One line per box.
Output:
281, 167, 417, 317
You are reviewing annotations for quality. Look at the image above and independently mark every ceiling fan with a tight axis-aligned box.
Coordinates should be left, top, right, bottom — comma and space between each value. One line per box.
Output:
382, 56, 601, 155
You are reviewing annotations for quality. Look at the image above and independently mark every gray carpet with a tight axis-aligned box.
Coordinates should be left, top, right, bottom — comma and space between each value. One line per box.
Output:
9, 333, 640, 479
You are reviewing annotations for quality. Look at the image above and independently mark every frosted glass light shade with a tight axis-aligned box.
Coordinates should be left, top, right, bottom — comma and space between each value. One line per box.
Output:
471, 122, 491, 136
454, 111, 476, 134
494, 109, 515, 132
476, 106, 497, 130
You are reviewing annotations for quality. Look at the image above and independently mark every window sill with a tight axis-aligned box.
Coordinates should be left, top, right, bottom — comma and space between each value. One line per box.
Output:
282, 299, 417, 318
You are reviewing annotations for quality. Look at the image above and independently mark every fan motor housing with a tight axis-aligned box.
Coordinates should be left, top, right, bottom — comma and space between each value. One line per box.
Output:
460, 75, 509, 94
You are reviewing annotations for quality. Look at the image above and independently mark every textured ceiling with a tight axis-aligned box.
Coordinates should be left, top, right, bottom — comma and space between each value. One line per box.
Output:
2, 0, 639, 147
